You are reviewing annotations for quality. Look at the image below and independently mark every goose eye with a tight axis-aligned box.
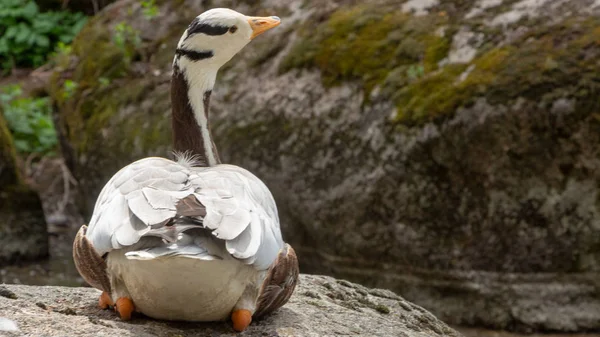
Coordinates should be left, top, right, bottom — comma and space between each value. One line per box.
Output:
229, 26, 238, 34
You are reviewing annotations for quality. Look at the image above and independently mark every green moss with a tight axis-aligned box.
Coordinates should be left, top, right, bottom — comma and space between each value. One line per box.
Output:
375, 304, 391, 314
397, 17, 600, 124
48, 10, 161, 157
306, 300, 328, 308
71, 17, 130, 83
280, 5, 450, 95
394, 47, 515, 123
424, 34, 451, 72
0, 107, 21, 186
302, 290, 321, 299
394, 64, 466, 123
282, 6, 600, 126
47, 18, 116, 152
356, 296, 391, 314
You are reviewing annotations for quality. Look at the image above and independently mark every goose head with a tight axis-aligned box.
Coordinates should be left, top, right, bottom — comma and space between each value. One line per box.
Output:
171, 8, 280, 166
174, 8, 280, 74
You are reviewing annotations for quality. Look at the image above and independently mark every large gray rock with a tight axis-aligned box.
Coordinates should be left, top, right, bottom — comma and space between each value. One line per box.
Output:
47, 0, 600, 331
0, 275, 461, 336
0, 109, 48, 264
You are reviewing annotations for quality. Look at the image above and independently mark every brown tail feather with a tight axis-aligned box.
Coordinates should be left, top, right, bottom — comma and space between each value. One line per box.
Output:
72, 225, 111, 292
254, 244, 299, 318
176, 194, 207, 218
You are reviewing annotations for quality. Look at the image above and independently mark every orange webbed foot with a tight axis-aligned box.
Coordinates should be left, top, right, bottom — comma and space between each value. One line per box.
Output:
115, 297, 135, 321
98, 291, 114, 309
231, 309, 252, 332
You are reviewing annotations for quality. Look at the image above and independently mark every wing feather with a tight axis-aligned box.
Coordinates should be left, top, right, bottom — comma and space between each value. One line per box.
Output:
226, 210, 262, 259
85, 158, 284, 271
127, 190, 175, 226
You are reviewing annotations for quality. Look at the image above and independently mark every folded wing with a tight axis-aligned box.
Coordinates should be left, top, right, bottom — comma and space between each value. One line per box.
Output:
85, 157, 283, 270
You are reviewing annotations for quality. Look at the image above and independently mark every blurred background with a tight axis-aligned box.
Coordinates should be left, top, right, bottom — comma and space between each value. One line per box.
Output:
1, 0, 599, 336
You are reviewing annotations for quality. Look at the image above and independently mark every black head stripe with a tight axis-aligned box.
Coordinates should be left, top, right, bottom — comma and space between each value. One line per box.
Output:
175, 48, 214, 62
187, 18, 230, 37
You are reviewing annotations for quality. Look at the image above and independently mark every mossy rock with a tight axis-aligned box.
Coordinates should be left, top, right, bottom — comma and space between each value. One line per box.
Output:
48, 0, 193, 214
0, 109, 48, 264
0, 106, 20, 187
280, 4, 600, 127
280, 5, 450, 99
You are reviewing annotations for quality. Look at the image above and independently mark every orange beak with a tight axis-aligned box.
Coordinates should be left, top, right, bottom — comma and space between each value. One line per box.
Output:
248, 16, 281, 40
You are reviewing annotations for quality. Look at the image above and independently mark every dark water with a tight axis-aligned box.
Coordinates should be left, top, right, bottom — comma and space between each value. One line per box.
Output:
2, 230, 598, 337
0, 230, 85, 287
457, 327, 600, 337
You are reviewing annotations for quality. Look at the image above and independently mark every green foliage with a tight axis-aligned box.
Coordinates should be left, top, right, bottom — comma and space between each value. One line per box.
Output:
98, 77, 111, 88
0, 0, 87, 71
141, 0, 159, 20
49, 41, 72, 59
0, 85, 57, 154
113, 22, 141, 65
62, 79, 78, 100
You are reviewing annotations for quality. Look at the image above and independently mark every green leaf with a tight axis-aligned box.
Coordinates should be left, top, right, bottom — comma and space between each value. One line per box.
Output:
1, 84, 58, 154
0, 0, 88, 70
20, 1, 38, 19
4, 25, 18, 38
13, 139, 30, 152
14, 24, 31, 43
35, 35, 49, 47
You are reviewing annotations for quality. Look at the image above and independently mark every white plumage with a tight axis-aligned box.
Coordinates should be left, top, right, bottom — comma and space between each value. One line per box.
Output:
86, 157, 284, 271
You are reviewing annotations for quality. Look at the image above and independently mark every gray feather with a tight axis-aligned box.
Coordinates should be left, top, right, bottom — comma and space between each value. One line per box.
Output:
85, 157, 285, 270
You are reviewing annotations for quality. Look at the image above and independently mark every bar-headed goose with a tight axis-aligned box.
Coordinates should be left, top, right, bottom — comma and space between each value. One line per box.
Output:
73, 8, 298, 332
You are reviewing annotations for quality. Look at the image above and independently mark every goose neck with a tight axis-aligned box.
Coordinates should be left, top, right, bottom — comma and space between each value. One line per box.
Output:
171, 65, 221, 167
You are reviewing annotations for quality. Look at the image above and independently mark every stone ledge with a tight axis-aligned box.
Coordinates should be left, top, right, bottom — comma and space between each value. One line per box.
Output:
0, 274, 461, 337
300, 249, 600, 332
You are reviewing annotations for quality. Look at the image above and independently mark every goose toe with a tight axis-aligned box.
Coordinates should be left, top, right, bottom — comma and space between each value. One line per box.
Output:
231, 309, 252, 332
115, 297, 135, 320
98, 291, 114, 309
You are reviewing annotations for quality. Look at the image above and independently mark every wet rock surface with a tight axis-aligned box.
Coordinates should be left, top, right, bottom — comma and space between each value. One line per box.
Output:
0, 275, 461, 337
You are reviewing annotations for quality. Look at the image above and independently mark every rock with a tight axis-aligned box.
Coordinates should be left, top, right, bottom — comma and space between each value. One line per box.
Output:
0, 317, 18, 332
0, 275, 461, 337
47, 0, 600, 332
0, 108, 48, 264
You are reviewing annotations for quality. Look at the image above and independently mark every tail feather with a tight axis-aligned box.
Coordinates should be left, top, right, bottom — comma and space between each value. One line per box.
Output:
176, 194, 207, 218
73, 225, 111, 292
254, 244, 299, 317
